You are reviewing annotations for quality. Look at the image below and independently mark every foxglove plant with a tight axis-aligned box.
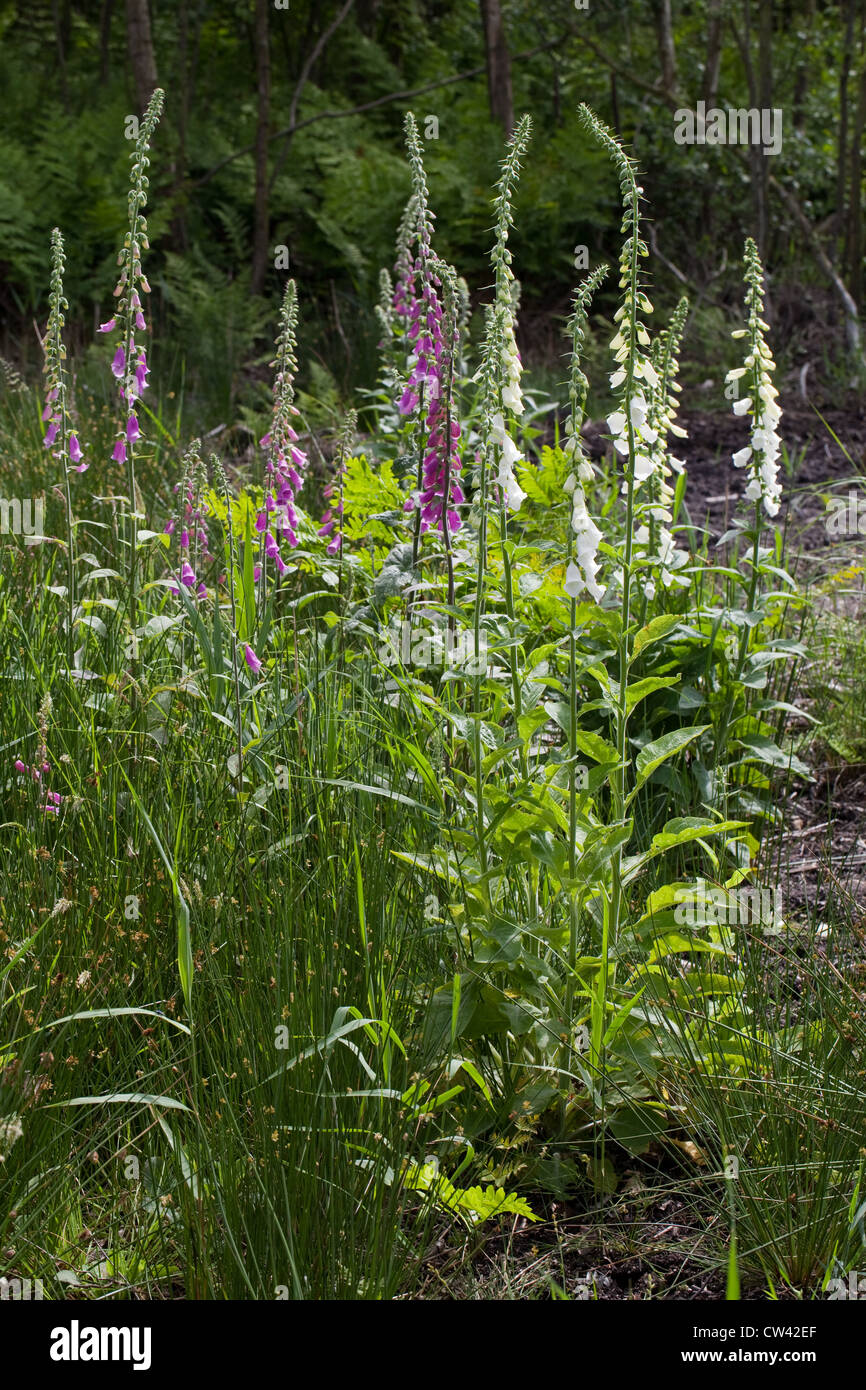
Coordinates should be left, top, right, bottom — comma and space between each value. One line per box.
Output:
13, 694, 61, 817
561, 262, 607, 1082
482, 115, 533, 525
318, 409, 357, 561
717, 239, 785, 738
167, 440, 211, 598
43, 228, 83, 670
398, 115, 465, 542
633, 295, 691, 602
562, 263, 609, 606
577, 103, 652, 1111
99, 88, 164, 614
257, 279, 307, 578
727, 238, 783, 520
470, 113, 532, 866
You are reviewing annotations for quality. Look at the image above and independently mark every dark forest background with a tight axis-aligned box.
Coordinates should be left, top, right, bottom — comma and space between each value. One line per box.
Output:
0, 0, 862, 430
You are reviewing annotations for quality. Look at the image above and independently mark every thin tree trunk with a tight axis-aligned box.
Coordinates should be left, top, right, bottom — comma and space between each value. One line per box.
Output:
791, 0, 814, 129
702, 0, 724, 241
757, 0, 773, 259
479, 0, 514, 135
251, 0, 271, 296
734, 2, 767, 259
125, 0, 158, 112
847, 46, 866, 307
838, 0, 856, 253
651, 0, 677, 94
704, 0, 724, 107
170, 0, 192, 252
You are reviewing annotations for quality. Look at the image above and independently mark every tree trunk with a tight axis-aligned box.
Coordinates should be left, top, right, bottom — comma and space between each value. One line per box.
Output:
479, 0, 514, 135
838, 0, 856, 252
251, 0, 271, 296
125, 0, 158, 112
791, 0, 815, 129
704, 0, 723, 107
701, 0, 724, 242
847, 45, 866, 308
757, 0, 773, 260
651, 0, 677, 94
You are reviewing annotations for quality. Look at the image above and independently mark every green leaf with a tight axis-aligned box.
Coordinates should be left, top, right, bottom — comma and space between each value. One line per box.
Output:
631, 613, 681, 661
517, 706, 549, 743
631, 725, 708, 797
50, 1092, 191, 1111
736, 734, 811, 778
625, 675, 680, 714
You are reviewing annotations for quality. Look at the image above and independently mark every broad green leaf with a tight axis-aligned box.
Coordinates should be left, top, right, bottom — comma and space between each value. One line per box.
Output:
736, 734, 811, 779
625, 675, 679, 714
631, 613, 681, 661
631, 725, 708, 796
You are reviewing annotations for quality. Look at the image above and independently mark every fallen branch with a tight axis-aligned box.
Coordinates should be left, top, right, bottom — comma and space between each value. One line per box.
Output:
195, 35, 567, 190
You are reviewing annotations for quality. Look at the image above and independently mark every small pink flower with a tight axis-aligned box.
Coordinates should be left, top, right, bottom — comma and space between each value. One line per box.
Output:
44, 422, 59, 448
69, 435, 83, 463
112, 438, 127, 464
111, 346, 126, 378
99, 319, 116, 333
126, 414, 140, 442
244, 644, 262, 674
